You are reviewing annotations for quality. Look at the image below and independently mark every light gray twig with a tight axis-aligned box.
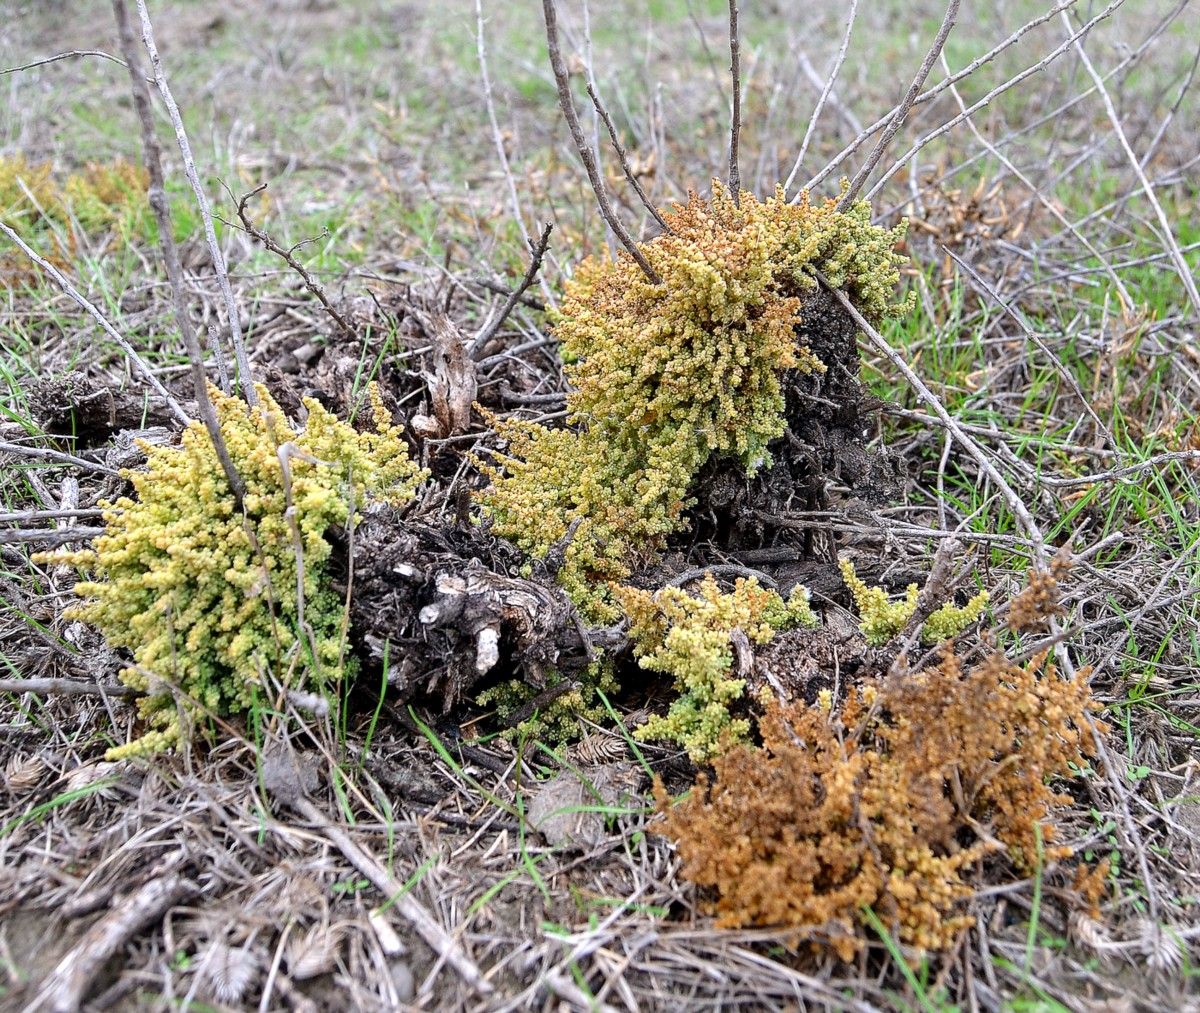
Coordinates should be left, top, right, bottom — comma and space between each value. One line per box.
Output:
113, 0, 245, 504
541, 0, 661, 284
726, 0, 742, 200
134, 0, 254, 404
1, 49, 128, 76
840, 0, 959, 207
0, 223, 189, 427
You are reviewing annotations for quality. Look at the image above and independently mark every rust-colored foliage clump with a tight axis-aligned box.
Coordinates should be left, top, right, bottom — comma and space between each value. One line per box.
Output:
655, 642, 1105, 959
1007, 550, 1071, 632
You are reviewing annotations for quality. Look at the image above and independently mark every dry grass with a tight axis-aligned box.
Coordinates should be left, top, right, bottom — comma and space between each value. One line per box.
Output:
2, 0, 1199, 1009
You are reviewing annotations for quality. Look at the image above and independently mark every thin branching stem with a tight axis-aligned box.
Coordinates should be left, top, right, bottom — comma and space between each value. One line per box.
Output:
727, 0, 742, 201
840, 0, 959, 208
112, 0, 245, 503
133, 0, 255, 404
541, 0, 661, 284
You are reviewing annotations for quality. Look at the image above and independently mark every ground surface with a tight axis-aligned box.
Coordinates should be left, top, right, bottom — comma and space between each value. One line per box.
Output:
2, 0, 1200, 1010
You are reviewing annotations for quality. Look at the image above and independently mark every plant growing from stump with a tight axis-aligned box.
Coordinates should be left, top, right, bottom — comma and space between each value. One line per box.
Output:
42, 385, 425, 759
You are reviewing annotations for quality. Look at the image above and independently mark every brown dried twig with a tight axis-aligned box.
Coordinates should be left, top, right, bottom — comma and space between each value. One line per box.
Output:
840, 0, 959, 208
584, 82, 670, 233
1, 49, 129, 76
541, 0, 661, 284
471, 222, 554, 355
112, 0, 245, 504
133, 0, 254, 404
726, 0, 742, 201
234, 183, 355, 337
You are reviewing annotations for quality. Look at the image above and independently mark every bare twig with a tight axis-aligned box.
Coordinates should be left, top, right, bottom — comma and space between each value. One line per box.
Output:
817, 271, 1046, 559
1, 50, 128, 76
584, 82, 670, 233
275, 782, 492, 995
942, 247, 1118, 450
935, 50, 1135, 311
471, 223, 553, 355
0, 678, 142, 699
726, 0, 742, 200
0, 223, 189, 427
476, 0, 557, 308
0, 439, 121, 476
0, 508, 105, 523
0, 527, 105, 546
1034, 451, 1200, 489
782, 0, 859, 196
1059, 8, 1200, 317
133, 0, 254, 404
233, 184, 355, 336
541, 0, 661, 284
803, 0, 1105, 197
861, 0, 1128, 201
34, 874, 200, 1013
840, 0, 959, 207
112, 0, 245, 503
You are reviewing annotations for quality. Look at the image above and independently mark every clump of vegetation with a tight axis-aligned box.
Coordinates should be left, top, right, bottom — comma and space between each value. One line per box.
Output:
617, 575, 818, 762
475, 661, 620, 745
656, 634, 1104, 958
41, 385, 425, 759
479, 183, 910, 620
839, 558, 989, 645
0, 156, 150, 281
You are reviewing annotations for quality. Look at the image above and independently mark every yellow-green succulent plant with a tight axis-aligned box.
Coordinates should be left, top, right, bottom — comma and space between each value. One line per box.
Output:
478, 182, 910, 621
617, 575, 819, 763
839, 558, 989, 646
44, 384, 425, 759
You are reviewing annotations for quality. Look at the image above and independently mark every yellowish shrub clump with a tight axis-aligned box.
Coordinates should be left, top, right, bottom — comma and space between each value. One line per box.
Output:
43, 385, 425, 759
839, 558, 989, 645
1, 156, 150, 283
479, 183, 909, 620
617, 575, 818, 762
656, 643, 1105, 958
475, 661, 620, 745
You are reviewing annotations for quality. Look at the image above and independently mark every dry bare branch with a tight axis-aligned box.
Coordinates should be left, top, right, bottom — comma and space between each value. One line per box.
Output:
541, 0, 661, 284
1, 50, 128, 76
133, 0, 255, 404
233, 183, 355, 337
840, 0, 959, 208
817, 272, 1046, 558
726, 0, 742, 200
860, 0, 1129, 201
0, 223, 189, 427
803, 0, 1105, 196
112, 0, 245, 503
782, 0, 859, 196
476, 0, 558, 307
0, 439, 121, 476
471, 222, 554, 355
1059, 8, 1200, 317
584, 81, 670, 233
0, 678, 142, 699
33, 874, 200, 1013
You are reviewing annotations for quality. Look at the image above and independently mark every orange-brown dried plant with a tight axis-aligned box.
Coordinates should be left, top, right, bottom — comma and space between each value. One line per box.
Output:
655, 640, 1105, 959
